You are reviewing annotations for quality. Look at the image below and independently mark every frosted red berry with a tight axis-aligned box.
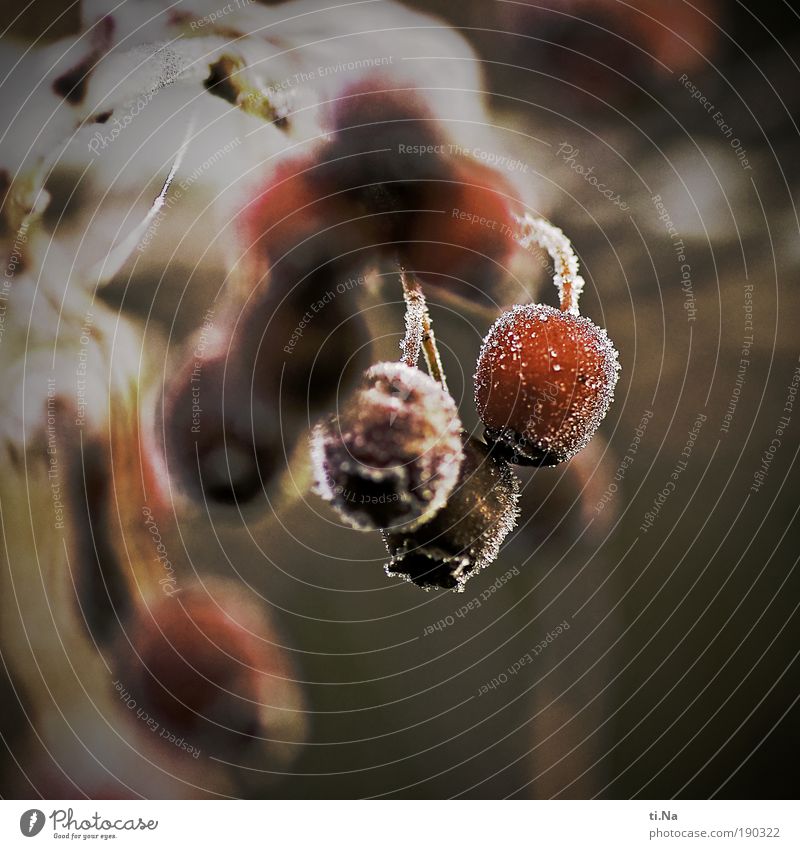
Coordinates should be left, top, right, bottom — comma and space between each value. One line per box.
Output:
474, 303, 619, 466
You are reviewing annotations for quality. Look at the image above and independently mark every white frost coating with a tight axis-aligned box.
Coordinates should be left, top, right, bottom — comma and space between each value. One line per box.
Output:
400, 281, 425, 368
514, 212, 586, 314
310, 362, 464, 532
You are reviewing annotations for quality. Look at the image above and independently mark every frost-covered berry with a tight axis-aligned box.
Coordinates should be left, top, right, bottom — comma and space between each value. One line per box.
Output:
383, 436, 520, 591
474, 303, 620, 466
311, 362, 464, 531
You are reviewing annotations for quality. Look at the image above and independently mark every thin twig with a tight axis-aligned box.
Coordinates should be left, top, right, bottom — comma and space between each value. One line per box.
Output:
399, 270, 447, 391
400, 270, 424, 368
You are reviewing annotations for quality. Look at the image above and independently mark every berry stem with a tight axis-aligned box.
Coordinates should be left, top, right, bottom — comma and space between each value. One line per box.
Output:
513, 212, 585, 314
400, 270, 424, 368
399, 270, 448, 391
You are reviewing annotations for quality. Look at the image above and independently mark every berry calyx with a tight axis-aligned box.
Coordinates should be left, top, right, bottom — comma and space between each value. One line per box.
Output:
474, 303, 619, 466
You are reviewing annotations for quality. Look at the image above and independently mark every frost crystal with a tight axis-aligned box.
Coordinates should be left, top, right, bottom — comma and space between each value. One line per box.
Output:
400, 280, 426, 368
514, 212, 586, 314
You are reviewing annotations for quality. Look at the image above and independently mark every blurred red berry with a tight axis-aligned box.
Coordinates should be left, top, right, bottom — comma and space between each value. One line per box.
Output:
119, 581, 298, 759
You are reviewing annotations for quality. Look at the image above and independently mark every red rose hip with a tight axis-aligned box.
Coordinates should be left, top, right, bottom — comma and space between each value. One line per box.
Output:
474, 303, 619, 466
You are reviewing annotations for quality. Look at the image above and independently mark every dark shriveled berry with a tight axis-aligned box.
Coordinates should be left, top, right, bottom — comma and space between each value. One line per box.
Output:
383, 436, 520, 592
311, 362, 464, 531
475, 304, 620, 466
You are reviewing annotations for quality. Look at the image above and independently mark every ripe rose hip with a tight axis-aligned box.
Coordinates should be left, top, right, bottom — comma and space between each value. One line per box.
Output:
241, 155, 381, 284
474, 303, 619, 466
